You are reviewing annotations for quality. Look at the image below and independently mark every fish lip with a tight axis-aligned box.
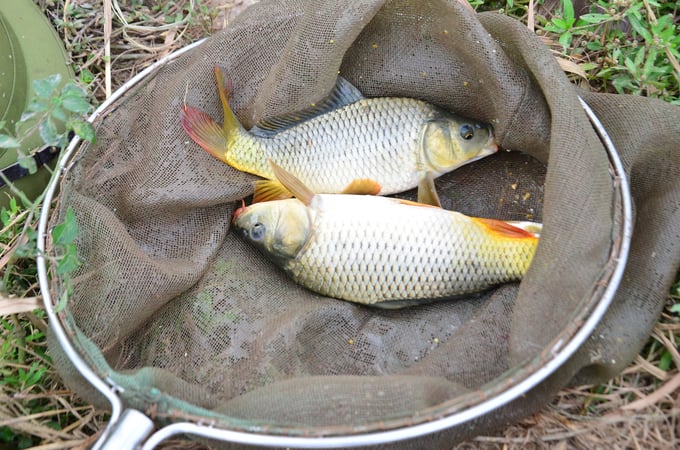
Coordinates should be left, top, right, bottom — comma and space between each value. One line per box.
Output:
232, 199, 247, 224
484, 131, 500, 155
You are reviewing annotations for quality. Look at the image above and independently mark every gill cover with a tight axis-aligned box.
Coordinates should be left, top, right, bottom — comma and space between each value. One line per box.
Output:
421, 118, 496, 173
234, 200, 312, 264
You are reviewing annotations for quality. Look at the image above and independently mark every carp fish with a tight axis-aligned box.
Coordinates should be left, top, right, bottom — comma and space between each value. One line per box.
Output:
181, 67, 498, 205
231, 163, 541, 308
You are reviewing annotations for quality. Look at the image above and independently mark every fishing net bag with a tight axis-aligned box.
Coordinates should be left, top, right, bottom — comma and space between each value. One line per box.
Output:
38, 0, 680, 448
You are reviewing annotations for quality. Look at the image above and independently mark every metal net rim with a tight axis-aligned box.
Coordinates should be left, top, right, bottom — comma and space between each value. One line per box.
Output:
36, 41, 632, 446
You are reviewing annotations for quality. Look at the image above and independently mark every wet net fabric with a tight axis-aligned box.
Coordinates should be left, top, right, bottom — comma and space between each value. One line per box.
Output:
45, 0, 679, 445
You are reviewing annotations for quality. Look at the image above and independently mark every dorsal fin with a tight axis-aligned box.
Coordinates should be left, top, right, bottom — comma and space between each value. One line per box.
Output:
250, 77, 364, 137
269, 160, 315, 205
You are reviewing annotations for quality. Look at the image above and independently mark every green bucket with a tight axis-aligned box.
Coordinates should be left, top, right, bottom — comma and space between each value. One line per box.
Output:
0, 0, 73, 208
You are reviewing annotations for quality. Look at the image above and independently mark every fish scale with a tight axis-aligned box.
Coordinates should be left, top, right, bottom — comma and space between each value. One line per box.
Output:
230, 98, 435, 194
258, 194, 539, 305
180, 71, 498, 203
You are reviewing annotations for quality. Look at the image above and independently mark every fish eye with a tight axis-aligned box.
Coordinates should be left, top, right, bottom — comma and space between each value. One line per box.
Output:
460, 124, 475, 140
250, 222, 266, 241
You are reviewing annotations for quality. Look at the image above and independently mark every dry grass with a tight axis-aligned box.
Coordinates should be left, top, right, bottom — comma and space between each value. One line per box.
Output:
1, 1, 678, 449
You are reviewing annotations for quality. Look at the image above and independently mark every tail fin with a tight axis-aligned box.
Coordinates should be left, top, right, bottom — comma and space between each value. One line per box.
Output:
471, 218, 541, 239
213, 66, 242, 137
180, 67, 243, 164
505, 221, 542, 238
180, 104, 229, 163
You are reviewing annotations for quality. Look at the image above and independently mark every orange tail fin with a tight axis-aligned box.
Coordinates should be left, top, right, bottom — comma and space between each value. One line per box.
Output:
471, 217, 539, 239
180, 104, 229, 163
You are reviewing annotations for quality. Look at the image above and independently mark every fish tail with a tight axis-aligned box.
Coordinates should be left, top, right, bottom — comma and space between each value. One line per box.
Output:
180, 104, 230, 163
505, 221, 542, 238
213, 66, 242, 138
471, 217, 540, 276
471, 217, 540, 240
180, 66, 246, 164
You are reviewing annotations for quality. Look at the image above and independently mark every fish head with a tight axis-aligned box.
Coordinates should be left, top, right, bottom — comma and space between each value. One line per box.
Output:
232, 199, 311, 265
421, 117, 499, 174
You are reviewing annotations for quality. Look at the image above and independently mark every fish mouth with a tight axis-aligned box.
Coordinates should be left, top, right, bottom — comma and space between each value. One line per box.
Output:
483, 132, 500, 155
464, 137, 499, 166
232, 199, 247, 224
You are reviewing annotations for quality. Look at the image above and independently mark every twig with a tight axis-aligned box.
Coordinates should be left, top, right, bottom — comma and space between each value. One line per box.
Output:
22, 441, 86, 450
653, 327, 680, 370
104, 0, 113, 98
631, 354, 669, 381
0, 297, 43, 315
621, 371, 680, 411
0, 406, 92, 427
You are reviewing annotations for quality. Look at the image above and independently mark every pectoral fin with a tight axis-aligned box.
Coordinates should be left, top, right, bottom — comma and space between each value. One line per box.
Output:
180, 104, 229, 163
253, 179, 293, 203
269, 160, 316, 205
417, 171, 442, 207
341, 179, 382, 195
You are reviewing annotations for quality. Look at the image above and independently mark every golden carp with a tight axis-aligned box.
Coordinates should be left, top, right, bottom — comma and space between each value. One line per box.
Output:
231, 163, 541, 308
181, 67, 498, 205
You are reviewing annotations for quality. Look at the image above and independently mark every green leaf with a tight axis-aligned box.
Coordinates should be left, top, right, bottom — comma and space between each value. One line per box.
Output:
52, 208, 78, 246
624, 57, 638, 75
19, 111, 37, 122
552, 17, 569, 30
79, 69, 95, 84
577, 13, 611, 24
27, 99, 49, 113
55, 245, 80, 275
14, 240, 37, 259
54, 289, 69, 313
71, 120, 96, 142
670, 303, 680, 314
558, 31, 573, 49
0, 210, 10, 227
62, 96, 92, 114
32, 74, 62, 100
658, 350, 673, 371
586, 41, 603, 51
0, 134, 20, 148
50, 106, 68, 123
18, 153, 38, 175
579, 62, 599, 71
562, 0, 574, 22
61, 82, 87, 98
39, 118, 59, 146
627, 13, 652, 42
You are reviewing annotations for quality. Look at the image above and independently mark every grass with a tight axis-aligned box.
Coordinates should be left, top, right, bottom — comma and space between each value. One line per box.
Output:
0, 0, 678, 448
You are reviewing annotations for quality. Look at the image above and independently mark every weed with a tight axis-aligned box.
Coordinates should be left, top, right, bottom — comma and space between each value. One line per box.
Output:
539, 0, 680, 103
1, 71, 95, 447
